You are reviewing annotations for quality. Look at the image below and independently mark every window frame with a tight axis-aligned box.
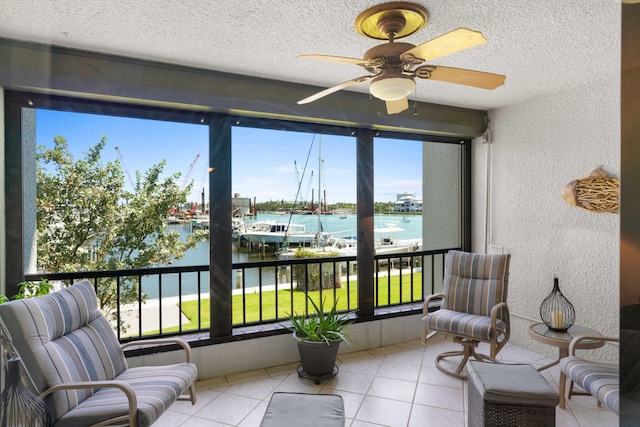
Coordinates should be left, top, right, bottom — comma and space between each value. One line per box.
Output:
3, 90, 471, 338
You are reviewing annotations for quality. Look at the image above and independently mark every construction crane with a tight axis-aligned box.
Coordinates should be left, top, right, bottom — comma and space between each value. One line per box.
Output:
293, 160, 301, 200
114, 146, 135, 188
180, 154, 200, 190
304, 170, 314, 207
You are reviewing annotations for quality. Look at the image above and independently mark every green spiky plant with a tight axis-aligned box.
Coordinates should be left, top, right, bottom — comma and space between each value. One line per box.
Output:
288, 295, 352, 345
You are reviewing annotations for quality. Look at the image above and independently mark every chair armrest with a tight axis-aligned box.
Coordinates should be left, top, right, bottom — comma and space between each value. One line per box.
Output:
423, 293, 444, 315
122, 338, 193, 363
490, 302, 510, 333
39, 380, 137, 427
568, 335, 619, 355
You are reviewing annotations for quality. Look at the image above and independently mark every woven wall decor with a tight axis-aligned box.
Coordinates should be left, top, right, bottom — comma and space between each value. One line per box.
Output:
561, 167, 619, 213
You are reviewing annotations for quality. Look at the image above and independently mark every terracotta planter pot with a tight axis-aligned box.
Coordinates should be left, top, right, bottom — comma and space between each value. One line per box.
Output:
294, 332, 342, 377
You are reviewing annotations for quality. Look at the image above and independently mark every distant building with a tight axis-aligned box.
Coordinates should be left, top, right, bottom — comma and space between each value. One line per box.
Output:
232, 193, 251, 216
393, 193, 422, 212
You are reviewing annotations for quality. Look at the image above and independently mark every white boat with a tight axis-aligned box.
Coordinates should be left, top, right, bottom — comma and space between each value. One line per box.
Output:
191, 215, 209, 230
239, 221, 318, 245
165, 215, 181, 224
374, 224, 421, 255
279, 224, 421, 259
232, 218, 246, 240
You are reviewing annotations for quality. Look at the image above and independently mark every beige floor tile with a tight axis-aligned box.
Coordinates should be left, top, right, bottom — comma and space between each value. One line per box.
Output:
169, 337, 612, 426
355, 395, 412, 427
194, 393, 261, 425
226, 368, 270, 384
349, 420, 388, 427
382, 348, 425, 366
418, 365, 465, 388
339, 350, 377, 361
169, 388, 223, 415
322, 389, 366, 420
270, 377, 324, 395
408, 403, 465, 427
154, 409, 191, 426
375, 359, 421, 382
237, 400, 270, 427
322, 370, 375, 394
571, 405, 619, 427
225, 377, 283, 400
195, 376, 230, 390
338, 355, 384, 375
182, 416, 237, 427
555, 407, 581, 427
367, 344, 403, 357
367, 376, 417, 403
414, 383, 464, 412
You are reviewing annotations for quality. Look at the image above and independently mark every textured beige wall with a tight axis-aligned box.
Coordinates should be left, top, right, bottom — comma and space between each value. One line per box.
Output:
473, 78, 620, 362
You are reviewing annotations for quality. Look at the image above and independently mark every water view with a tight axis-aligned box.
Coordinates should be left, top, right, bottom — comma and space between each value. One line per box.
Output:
140, 213, 422, 299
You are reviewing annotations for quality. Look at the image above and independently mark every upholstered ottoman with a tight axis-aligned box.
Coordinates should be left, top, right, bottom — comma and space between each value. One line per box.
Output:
467, 361, 559, 427
260, 392, 345, 427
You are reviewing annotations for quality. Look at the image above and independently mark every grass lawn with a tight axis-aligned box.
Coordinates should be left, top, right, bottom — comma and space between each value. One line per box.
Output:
168, 272, 423, 333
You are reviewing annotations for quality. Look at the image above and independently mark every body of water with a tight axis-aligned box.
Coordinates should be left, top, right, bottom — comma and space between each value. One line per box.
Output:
140, 213, 422, 299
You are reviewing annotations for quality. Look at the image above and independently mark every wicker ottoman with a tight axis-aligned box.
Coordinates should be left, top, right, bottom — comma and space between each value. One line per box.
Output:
467, 361, 559, 427
260, 392, 345, 427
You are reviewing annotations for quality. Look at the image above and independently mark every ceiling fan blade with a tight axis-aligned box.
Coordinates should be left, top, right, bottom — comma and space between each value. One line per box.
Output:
298, 75, 374, 105
386, 97, 409, 114
400, 28, 487, 63
424, 66, 505, 89
299, 54, 377, 67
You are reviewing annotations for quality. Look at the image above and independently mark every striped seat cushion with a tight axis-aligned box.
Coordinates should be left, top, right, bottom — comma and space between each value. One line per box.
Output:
442, 251, 509, 317
560, 356, 619, 414
423, 309, 508, 341
0, 280, 198, 426
0, 281, 127, 421
54, 363, 198, 427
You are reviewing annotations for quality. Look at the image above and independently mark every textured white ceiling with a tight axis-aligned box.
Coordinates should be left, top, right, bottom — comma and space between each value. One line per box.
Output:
0, 0, 621, 110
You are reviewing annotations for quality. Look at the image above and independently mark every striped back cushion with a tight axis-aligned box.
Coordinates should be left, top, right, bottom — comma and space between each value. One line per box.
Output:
0, 280, 127, 421
442, 250, 510, 317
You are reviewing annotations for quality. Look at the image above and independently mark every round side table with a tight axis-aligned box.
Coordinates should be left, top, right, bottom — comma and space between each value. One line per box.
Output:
527, 323, 604, 371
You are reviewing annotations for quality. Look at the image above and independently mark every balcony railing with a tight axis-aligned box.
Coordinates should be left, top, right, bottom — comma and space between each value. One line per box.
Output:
24, 248, 454, 341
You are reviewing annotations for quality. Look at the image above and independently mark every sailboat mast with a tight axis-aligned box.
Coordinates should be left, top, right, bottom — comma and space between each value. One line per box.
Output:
317, 136, 322, 245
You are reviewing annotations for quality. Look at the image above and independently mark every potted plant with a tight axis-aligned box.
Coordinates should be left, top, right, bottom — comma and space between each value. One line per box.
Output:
288, 295, 352, 383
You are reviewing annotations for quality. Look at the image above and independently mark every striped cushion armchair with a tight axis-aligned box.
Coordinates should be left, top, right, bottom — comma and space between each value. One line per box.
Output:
422, 250, 511, 379
559, 335, 619, 413
0, 280, 197, 427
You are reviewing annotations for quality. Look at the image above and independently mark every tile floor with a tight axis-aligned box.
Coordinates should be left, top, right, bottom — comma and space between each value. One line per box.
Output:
157, 334, 618, 426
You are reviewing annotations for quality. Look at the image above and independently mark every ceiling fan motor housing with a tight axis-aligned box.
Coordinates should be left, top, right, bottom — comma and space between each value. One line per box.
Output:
365, 42, 417, 101
370, 70, 416, 101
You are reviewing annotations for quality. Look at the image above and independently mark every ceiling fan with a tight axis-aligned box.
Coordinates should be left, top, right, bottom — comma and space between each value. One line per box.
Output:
297, 2, 506, 114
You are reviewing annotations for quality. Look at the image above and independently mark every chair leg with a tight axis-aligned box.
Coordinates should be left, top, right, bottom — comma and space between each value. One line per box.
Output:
434, 337, 487, 380
558, 371, 567, 409
189, 383, 197, 405
178, 383, 198, 405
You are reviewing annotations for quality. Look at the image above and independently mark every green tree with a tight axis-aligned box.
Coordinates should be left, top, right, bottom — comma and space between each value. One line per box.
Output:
36, 135, 206, 330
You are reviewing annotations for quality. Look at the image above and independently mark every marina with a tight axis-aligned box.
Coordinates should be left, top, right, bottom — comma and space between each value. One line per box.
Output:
141, 213, 423, 299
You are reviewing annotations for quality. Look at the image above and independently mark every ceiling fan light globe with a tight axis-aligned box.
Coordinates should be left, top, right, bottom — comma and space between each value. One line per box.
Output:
369, 77, 415, 101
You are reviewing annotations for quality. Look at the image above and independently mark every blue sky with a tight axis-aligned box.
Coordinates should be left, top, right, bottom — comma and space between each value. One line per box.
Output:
36, 109, 423, 204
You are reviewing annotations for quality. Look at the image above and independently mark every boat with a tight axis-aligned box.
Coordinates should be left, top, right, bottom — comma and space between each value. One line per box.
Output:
373, 224, 421, 255
165, 214, 181, 224
232, 218, 245, 240
191, 215, 209, 230
239, 221, 318, 246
